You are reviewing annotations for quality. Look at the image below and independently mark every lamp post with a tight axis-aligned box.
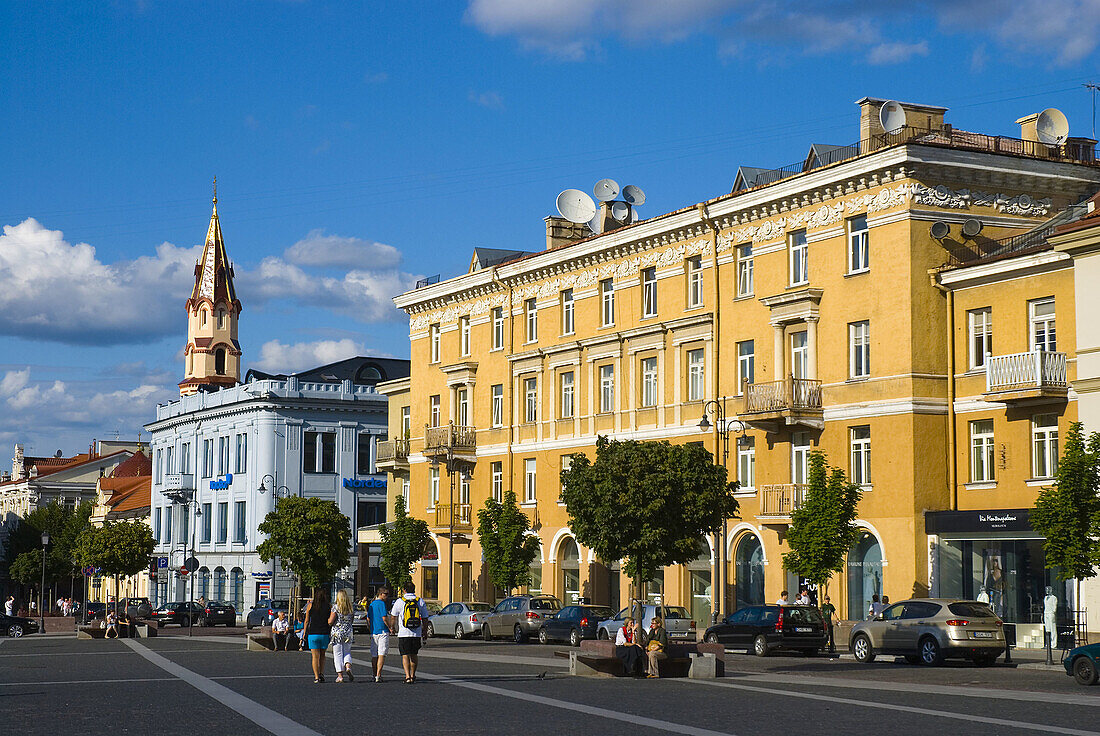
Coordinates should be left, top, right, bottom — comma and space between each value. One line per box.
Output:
40, 532, 50, 634
166, 490, 201, 637
698, 399, 746, 623
431, 451, 472, 606
258, 475, 293, 617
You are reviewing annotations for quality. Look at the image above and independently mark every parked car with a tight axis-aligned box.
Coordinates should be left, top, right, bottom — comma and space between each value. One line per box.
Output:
427, 602, 493, 639
1064, 641, 1100, 685
481, 595, 563, 642
425, 601, 442, 616
0, 612, 39, 637
849, 599, 1004, 666
151, 602, 205, 627
597, 605, 696, 642
83, 601, 107, 621
538, 604, 615, 647
117, 597, 153, 620
202, 600, 237, 627
246, 600, 289, 629
703, 605, 826, 656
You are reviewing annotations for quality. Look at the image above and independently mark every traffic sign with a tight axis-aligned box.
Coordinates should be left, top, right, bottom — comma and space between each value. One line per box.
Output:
183, 556, 199, 573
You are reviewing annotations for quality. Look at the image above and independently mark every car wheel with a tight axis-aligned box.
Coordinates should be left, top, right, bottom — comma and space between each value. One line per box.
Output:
569, 628, 582, 648
753, 635, 770, 657
597, 629, 609, 640
7, 624, 23, 638
705, 632, 719, 644
904, 655, 921, 665
245, 620, 253, 630
181, 616, 190, 628
425, 621, 435, 638
918, 636, 943, 666
1074, 656, 1099, 686
482, 625, 492, 641
538, 628, 549, 645
513, 624, 526, 644
455, 624, 465, 640
851, 634, 875, 663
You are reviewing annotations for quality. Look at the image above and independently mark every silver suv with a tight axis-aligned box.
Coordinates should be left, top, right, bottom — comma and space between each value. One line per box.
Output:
597, 604, 696, 641
849, 598, 1005, 666
481, 595, 562, 642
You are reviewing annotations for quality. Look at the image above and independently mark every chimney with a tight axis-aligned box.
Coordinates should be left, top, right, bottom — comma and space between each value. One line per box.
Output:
1016, 113, 1041, 143
544, 216, 587, 250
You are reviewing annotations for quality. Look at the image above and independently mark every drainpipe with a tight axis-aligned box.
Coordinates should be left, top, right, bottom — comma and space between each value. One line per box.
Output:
929, 269, 957, 511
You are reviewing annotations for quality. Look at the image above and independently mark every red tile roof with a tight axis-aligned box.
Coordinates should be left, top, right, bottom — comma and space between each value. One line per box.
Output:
100, 476, 151, 516
110, 451, 151, 478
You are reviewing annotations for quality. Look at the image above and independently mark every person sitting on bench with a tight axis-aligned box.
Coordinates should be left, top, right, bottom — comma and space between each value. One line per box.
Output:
614, 618, 647, 676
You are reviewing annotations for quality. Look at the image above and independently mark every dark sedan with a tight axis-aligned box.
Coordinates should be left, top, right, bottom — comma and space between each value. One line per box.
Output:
246, 600, 289, 630
202, 601, 237, 626
151, 602, 205, 627
538, 604, 615, 647
703, 605, 826, 656
1, 612, 39, 637
1065, 641, 1100, 685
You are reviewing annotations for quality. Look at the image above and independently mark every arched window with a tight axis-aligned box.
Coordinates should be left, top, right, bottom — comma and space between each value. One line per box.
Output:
214, 566, 226, 601
200, 308, 208, 327
230, 567, 245, 611
734, 534, 765, 609
198, 566, 210, 600
215, 348, 226, 375
354, 363, 384, 385
186, 351, 193, 375
217, 308, 226, 329
559, 538, 580, 604
847, 531, 883, 621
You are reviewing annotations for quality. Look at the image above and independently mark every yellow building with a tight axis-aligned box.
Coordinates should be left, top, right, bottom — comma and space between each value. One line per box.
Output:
88, 452, 153, 603
382, 97, 1100, 632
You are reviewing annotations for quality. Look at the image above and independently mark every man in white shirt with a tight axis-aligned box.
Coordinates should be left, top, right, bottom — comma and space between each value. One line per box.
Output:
271, 611, 291, 651
796, 589, 811, 606
4, 596, 14, 616
775, 590, 790, 606
390, 581, 430, 683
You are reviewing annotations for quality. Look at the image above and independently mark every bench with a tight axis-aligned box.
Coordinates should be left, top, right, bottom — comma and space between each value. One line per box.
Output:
247, 626, 299, 651
76, 621, 157, 639
569, 640, 724, 679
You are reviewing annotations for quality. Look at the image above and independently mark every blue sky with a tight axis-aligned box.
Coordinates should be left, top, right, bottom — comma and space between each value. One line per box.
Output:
1, 0, 1098, 454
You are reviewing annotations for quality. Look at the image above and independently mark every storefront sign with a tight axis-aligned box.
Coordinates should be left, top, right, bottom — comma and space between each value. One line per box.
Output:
209, 474, 233, 491
251, 571, 272, 579
925, 508, 1033, 534
343, 477, 386, 490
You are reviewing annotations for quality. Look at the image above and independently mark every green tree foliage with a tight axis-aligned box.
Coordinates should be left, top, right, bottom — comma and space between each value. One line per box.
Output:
477, 489, 542, 595
561, 437, 738, 605
782, 451, 863, 597
257, 496, 352, 589
1033, 421, 1100, 604
379, 494, 430, 591
8, 549, 69, 587
5, 500, 94, 588
73, 521, 156, 606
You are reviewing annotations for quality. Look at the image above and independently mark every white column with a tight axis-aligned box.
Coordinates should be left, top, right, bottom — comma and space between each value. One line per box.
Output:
805, 317, 819, 380
773, 323, 786, 380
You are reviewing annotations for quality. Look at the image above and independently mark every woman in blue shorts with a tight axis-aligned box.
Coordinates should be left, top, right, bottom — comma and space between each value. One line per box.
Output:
301, 587, 332, 682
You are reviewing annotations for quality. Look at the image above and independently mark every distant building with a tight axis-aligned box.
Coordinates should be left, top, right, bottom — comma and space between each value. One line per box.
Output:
88, 451, 153, 603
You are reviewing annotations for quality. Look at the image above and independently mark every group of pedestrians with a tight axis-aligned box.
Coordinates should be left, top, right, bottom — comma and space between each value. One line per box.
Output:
294, 581, 430, 685
613, 614, 670, 678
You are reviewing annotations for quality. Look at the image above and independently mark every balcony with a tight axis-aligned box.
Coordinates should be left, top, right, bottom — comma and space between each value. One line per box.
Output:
984, 351, 1068, 404
423, 422, 477, 462
741, 377, 824, 431
375, 439, 409, 471
757, 484, 807, 523
432, 503, 473, 535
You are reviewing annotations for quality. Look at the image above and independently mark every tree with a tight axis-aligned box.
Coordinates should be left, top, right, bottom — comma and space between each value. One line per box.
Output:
782, 451, 862, 601
73, 521, 155, 609
379, 494, 430, 591
561, 437, 738, 614
4, 500, 94, 603
477, 489, 542, 595
257, 496, 352, 589
1032, 421, 1100, 607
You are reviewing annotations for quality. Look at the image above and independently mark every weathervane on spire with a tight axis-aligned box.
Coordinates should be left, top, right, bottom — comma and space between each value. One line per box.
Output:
212, 176, 218, 206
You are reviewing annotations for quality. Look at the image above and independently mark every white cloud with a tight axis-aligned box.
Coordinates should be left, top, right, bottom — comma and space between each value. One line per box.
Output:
468, 90, 506, 110
867, 40, 929, 65
285, 229, 402, 270
254, 338, 365, 373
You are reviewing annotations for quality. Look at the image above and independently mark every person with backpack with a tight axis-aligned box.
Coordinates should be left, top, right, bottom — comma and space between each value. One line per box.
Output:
389, 581, 430, 684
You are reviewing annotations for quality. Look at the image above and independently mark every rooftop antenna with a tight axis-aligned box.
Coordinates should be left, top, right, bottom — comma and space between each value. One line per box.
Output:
1036, 108, 1069, 146
1085, 82, 1100, 140
879, 100, 907, 134
593, 179, 620, 202
555, 189, 597, 224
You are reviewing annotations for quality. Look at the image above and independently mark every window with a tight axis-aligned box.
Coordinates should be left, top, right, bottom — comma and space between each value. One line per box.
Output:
401, 406, 411, 437
738, 437, 755, 491
491, 461, 503, 503
401, 477, 410, 509
559, 455, 573, 501
560, 372, 574, 418
737, 340, 755, 392
850, 426, 871, 485
180, 442, 191, 475
430, 395, 441, 428
165, 446, 174, 475
736, 244, 754, 297
430, 466, 440, 507
217, 502, 228, 544
969, 308, 992, 369
600, 279, 615, 326
235, 433, 247, 474
492, 307, 504, 349
155, 449, 163, 483
687, 348, 705, 401
791, 331, 809, 379
457, 388, 469, 426
234, 501, 246, 543
687, 256, 704, 308
357, 432, 373, 475
1032, 414, 1059, 479
848, 216, 869, 273
792, 432, 811, 484
524, 377, 538, 423
430, 323, 441, 363
201, 503, 212, 543
304, 431, 336, 474
1030, 298, 1056, 352
180, 509, 189, 544
525, 298, 538, 342
561, 289, 574, 335
218, 436, 229, 475
491, 384, 504, 428
789, 230, 808, 285
154, 508, 162, 542
970, 419, 995, 482
460, 316, 471, 356
165, 506, 173, 544
641, 267, 658, 318
641, 357, 659, 407
599, 364, 615, 413
849, 321, 870, 378
202, 439, 213, 478
524, 458, 536, 503
200, 308, 207, 327
214, 349, 226, 375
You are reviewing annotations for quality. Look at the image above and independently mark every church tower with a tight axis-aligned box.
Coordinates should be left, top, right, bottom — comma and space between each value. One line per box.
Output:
179, 188, 242, 396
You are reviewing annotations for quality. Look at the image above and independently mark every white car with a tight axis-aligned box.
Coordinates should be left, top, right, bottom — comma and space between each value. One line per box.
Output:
427, 601, 494, 639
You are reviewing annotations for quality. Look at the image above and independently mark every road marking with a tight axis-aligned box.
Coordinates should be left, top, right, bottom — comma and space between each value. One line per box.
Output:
123, 639, 321, 736
0, 648, 234, 658
690, 678, 1100, 736
351, 657, 735, 736
0, 677, 179, 686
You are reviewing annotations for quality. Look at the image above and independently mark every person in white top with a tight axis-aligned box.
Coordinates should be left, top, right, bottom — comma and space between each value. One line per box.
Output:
796, 589, 811, 606
389, 581, 430, 684
271, 611, 291, 651
4, 596, 13, 616
775, 590, 790, 606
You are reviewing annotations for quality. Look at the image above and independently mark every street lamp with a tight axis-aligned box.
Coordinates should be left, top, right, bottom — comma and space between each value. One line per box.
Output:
40, 532, 50, 635
259, 475, 293, 616
698, 399, 746, 623
166, 490, 201, 637
431, 452, 473, 606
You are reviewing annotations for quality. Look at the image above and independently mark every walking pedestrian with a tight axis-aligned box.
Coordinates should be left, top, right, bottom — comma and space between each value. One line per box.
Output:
272, 611, 290, 651
105, 609, 119, 638
390, 581, 429, 684
868, 594, 883, 619
369, 586, 393, 683
820, 595, 838, 653
645, 616, 668, 679
330, 590, 355, 683
301, 587, 332, 683
775, 590, 790, 606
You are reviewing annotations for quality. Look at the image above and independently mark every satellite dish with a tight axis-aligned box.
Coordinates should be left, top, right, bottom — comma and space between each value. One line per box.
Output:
961, 218, 983, 238
1036, 108, 1069, 145
930, 221, 950, 240
879, 100, 907, 134
556, 189, 597, 224
593, 179, 620, 202
622, 184, 646, 206
610, 201, 631, 222
587, 211, 603, 235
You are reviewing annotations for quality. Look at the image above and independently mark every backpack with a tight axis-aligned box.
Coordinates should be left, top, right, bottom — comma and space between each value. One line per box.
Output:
402, 597, 422, 630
